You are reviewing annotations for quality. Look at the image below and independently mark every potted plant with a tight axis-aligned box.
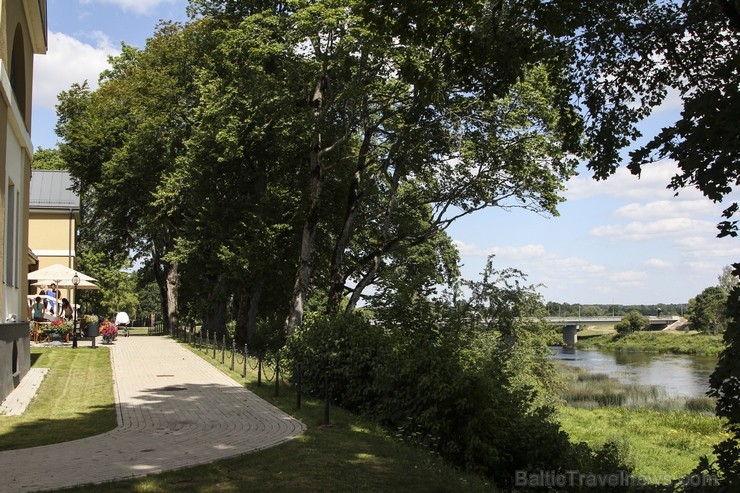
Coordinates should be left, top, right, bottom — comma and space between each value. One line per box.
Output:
99, 321, 118, 344
50, 319, 72, 342
84, 314, 99, 337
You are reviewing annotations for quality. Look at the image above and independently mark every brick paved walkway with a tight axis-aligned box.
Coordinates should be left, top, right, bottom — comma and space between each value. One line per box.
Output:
0, 336, 305, 492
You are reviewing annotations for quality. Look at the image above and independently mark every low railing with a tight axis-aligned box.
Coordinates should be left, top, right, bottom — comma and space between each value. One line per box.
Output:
166, 326, 332, 424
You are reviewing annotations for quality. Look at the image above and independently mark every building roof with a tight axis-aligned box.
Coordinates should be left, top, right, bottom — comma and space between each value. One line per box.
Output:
29, 170, 80, 210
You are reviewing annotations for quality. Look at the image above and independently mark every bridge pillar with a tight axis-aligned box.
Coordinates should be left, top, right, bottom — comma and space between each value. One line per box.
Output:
563, 325, 578, 347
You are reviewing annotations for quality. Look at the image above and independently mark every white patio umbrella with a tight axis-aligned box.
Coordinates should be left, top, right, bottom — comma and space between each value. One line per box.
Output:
27, 264, 96, 283
31, 279, 99, 290
29, 265, 98, 322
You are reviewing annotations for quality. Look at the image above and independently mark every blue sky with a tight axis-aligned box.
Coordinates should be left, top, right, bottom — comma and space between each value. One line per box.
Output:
31, 0, 740, 306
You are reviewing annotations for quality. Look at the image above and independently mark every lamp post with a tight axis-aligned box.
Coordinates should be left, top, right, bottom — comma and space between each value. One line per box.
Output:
72, 273, 80, 349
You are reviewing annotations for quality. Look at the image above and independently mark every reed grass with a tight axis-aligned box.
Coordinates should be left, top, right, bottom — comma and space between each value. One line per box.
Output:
557, 363, 718, 413
558, 406, 724, 482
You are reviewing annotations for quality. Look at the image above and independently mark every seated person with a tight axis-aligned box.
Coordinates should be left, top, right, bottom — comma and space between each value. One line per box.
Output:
32, 297, 45, 322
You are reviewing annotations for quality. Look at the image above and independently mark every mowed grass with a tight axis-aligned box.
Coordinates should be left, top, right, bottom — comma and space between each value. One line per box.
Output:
0, 347, 117, 450
2, 341, 497, 493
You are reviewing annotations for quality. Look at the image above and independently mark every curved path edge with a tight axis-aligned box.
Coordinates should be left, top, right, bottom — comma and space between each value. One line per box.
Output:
0, 336, 306, 492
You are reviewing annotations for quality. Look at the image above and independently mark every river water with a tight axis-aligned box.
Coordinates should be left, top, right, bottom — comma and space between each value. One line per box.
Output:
550, 347, 718, 398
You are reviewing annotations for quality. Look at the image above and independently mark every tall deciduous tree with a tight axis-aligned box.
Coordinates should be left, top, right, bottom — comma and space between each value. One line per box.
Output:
56, 23, 201, 332
687, 286, 729, 335
709, 277, 740, 486
189, 0, 584, 335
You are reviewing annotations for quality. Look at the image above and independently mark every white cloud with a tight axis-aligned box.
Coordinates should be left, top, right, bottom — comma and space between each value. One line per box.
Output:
33, 31, 118, 110
565, 160, 701, 202
614, 200, 717, 220
452, 241, 547, 259
651, 87, 683, 114
591, 218, 716, 241
452, 240, 490, 257
490, 244, 547, 259
674, 236, 740, 260
645, 258, 673, 268
80, 0, 177, 15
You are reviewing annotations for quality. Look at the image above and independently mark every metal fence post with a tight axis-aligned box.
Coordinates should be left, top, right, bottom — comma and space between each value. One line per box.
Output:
243, 344, 248, 379
275, 353, 280, 397
231, 340, 236, 371
221, 335, 226, 364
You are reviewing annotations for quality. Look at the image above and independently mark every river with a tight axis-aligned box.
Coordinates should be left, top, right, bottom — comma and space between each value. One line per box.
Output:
550, 346, 718, 398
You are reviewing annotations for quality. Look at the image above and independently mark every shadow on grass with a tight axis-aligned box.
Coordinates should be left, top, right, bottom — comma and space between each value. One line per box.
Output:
0, 404, 117, 450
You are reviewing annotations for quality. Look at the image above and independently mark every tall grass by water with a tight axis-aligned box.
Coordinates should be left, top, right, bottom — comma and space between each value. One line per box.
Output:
558, 364, 717, 412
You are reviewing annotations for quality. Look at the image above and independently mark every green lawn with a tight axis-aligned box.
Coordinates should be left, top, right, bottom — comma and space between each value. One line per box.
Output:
0, 347, 116, 450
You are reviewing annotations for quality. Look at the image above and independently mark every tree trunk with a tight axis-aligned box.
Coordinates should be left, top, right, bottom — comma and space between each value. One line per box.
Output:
285, 74, 333, 336
344, 162, 403, 313
285, 146, 323, 335
326, 128, 374, 315
202, 273, 228, 337
151, 241, 179, 334
235, 282, 262, 346
164, 261, 179, 334
346, 254, 382, 313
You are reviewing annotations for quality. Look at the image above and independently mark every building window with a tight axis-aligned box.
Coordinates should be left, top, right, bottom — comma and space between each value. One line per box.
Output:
9, 25, 27, 119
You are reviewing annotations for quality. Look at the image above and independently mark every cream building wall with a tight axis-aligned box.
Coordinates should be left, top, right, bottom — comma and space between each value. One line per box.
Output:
0, 0, 47, 404
28, 212, 76, 267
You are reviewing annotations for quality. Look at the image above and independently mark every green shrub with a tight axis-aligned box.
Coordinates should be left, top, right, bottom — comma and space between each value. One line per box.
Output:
285, 312, 384, 413
286, 313, 624, 488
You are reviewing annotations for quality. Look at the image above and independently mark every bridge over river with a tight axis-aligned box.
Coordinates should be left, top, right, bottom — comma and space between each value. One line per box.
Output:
546, 316, 684, 346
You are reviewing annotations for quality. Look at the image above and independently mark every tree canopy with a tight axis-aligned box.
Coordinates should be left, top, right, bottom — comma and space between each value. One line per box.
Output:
31, 147, 66, 170
614, 310, 651, 334
686, 286, 729, 334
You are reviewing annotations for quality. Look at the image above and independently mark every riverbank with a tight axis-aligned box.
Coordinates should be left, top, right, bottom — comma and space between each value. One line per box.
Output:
556, 363, 725, 483
576, 330, 724, 355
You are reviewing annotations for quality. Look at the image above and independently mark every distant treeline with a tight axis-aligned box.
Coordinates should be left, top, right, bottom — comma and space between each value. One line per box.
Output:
545, 302, 685, 318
